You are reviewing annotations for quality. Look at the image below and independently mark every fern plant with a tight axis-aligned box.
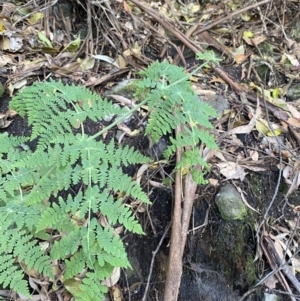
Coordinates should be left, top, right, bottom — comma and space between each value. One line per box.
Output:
0, 80, 150, 299
135, 51, 219, 183
0, 53, 218, 300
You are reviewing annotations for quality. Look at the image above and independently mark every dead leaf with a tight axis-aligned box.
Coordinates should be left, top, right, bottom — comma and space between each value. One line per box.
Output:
286, 104, 300, 119
217, 161, 247, 181
264, 273, 278, 289
112, 285, 123, 301
80, 56, 95, 71
287, 117, 300, 127
1, 3, 16, 17
244, 34, 267, 46
108, 95, 137, 108
286, 167, 300, 197
208, 178, 218, 186
102, 267, 120, 287
235, 185, 259, 213
285, 53, 300, 67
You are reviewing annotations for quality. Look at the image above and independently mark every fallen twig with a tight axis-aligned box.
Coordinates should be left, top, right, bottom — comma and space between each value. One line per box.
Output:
163, 126, 184, 301
142, 222, 171, 301
192, 0, 271, 36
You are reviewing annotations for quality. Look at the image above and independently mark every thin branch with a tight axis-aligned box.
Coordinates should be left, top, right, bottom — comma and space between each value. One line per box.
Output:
163, 126, 183, 301
142, 222, 171, 301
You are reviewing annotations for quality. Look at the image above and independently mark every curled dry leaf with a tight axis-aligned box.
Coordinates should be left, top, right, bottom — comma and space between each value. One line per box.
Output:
102, 267, 121, 287
286, 168, 300, 197
0, 109, 17, 128
109, 94, 137, 108
287, 117, 300, 128
235, 185, 259, 214
111, 285, 123, 301
217, 161, 247, 181
286, 104, 300, 119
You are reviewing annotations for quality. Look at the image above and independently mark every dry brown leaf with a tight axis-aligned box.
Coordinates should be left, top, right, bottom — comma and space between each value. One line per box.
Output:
0, 54, 13, 67
108, 95, 137, 108
112, 285, 123, 301
292, 258, 300, 274
264, 273, 278, 289
123, 1, 132, 12
285, 53, 300, 67
1, 2, 16, 16
249, 150, 259, 161
287, 117, 300, 127
243, 34, 267, 46
217, 161, 247, 181
235, 185, 259, 213
269, 235, 284, 259
53, 61, 81, 76
282, 164, 293, 183
286, 167, 300, 197
228, 102, 261, 135
209, 75, 226, 84
208, 178, 218, 186
117, 54, 128, 68
102, 267, 121, 287
149, 179, 167, 187
286, 104, 300, 119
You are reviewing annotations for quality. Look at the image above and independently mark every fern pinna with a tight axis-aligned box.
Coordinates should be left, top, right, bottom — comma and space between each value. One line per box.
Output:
0, 80, 150, 300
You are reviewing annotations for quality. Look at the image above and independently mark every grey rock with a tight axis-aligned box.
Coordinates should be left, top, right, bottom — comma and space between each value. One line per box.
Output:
264, 293, 281, 301
215, 184, 247, 221
200, 94, 230, 117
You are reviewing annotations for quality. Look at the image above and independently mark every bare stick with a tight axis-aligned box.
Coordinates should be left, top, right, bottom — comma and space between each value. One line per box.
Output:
193, 0, 271, 35
142, 222, 171, 301
163, 126, 183, 301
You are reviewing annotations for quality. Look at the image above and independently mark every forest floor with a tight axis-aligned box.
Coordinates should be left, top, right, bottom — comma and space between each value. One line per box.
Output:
1, 0, 300, 300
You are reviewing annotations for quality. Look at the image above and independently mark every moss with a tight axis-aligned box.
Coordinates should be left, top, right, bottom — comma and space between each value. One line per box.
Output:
213, 219, 256, 287
250, 173, 264, 201
244, 253, 256, 285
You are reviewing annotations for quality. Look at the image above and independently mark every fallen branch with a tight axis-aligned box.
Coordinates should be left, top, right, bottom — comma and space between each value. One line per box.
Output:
163, 126, 183, 301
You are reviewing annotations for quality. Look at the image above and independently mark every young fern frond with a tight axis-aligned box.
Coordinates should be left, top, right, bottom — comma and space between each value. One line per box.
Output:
135, 61, 218, 183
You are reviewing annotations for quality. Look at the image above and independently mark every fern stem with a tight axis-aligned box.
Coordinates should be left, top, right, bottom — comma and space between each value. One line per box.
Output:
86, 148, 94, 268
26, 164, 56, 203
163, 62, 209, 90
88, 98, 149, 141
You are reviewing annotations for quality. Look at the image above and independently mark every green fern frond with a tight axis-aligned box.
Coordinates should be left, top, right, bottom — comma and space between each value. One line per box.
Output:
10, 79, 127, 150
0, 255, 30, 297
75, 268, 111, 301
37, 198, 75, 232
136, 61, 218, 183
64, 250, 86, 279
50, 228, 82, 260
0, 219, 52, 296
